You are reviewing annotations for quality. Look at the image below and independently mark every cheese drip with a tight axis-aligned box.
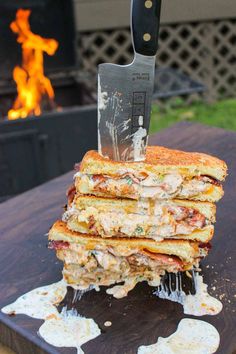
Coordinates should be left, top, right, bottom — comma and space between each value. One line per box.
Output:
154, 272, 222, 316
1, 280, 100, 354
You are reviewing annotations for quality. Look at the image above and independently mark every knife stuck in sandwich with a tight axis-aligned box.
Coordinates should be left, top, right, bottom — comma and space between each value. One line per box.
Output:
98, 0, 162, 161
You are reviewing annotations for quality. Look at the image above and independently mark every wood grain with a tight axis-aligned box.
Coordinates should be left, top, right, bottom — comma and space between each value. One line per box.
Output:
0, 122, 235, 354
0, 344, 14, 354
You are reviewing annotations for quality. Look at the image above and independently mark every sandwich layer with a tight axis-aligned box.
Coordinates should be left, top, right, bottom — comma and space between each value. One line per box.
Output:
49, 221, 210, 297
76, 146, 227, 202
61, 255, 181, 293
64, 195, 214, 242
71, 195, 216, 221
79, 147, 227, 181
49, 221, 209, 264
75, 173, 224, 202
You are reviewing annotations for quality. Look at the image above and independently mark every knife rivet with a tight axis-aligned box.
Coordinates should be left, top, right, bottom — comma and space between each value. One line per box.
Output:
145, 0, 153, 8
143, 33, 151, 41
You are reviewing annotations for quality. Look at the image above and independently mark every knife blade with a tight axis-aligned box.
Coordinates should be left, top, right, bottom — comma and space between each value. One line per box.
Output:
98, 0, 162, 161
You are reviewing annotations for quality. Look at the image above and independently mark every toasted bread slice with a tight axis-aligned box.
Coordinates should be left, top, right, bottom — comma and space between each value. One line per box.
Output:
72, 194, 216, 221
49, 221, 207, 263
80, 146, 227, 181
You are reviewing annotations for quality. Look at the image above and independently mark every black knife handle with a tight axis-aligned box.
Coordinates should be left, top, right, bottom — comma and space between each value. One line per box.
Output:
131, 0, 162, 56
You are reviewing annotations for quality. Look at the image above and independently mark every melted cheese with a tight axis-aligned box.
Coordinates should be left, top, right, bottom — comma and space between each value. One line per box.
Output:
65, 201, 205, 239
106, 278, 138, 298
183, 274, 222, 316
155, 273, 222, 316
78, 173, 211, 200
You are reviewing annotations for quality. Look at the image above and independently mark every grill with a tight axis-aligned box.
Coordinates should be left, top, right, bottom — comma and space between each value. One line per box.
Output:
0, 0, 97, 201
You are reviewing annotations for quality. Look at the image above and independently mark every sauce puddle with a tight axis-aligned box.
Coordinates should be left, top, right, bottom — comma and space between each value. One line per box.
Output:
137, 318, 220, 354
1, 280, 100, 354
1, 271, 222, 353
154, 272, 222, 316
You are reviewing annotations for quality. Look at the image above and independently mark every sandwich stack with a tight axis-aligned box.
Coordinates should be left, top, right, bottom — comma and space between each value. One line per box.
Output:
49, 146, 227, 298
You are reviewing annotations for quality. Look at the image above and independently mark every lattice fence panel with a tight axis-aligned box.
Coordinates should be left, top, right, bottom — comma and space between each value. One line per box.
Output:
78, 19, 236, 100
213, 20, 236, 97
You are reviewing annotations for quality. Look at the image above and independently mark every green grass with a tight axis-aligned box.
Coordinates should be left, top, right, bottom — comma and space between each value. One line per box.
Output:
150, 98, 236, 134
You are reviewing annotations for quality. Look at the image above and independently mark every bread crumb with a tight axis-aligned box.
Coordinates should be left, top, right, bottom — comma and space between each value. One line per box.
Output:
104, 321, 112, 327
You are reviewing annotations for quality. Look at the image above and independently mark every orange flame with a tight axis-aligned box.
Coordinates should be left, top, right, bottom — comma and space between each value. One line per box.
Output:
8, 9, 58, 120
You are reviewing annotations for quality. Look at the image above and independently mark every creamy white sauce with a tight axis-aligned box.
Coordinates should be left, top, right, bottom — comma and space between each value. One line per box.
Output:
39, 308, 100, 354
183, 273, 223, 316
72, 287, 94, 303
106, 275, 162, 299
100, 88, 126, 161
98, 92, 108, 111
97, 76, 105, 155
2, 279, 67, 319
137, 318, 220, 354
1, 280, 101, 353
106, 121, 120, 161
120, 118, 131, 134
154, 273, 222, 316
132, 126, 147, 161
97, 76, 108, 111
106, 278, 138, 299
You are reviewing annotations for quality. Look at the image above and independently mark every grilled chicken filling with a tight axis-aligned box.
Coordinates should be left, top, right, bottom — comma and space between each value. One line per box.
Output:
63, 203, 207, 240
49, 241, 208, 294
77, 172, 220, 200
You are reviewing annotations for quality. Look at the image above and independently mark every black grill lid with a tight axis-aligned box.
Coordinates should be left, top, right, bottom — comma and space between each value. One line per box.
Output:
0, 0, 77, 83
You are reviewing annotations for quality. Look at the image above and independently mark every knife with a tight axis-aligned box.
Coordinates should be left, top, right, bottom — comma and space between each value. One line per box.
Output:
98, 0, 162, 161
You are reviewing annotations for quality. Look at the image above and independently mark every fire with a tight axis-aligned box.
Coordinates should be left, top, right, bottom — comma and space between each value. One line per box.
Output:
8, 9, 58, 120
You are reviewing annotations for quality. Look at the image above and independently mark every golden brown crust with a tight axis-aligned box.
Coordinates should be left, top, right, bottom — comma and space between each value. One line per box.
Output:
49, 220, 196, 243
49, 221, 205, 262
80, 146, 227, 181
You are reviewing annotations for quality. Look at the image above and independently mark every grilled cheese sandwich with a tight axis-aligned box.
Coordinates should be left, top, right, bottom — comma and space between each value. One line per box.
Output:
76, 147, 226, 202
64, 195, 215, 242
49, 221, 210, 296
48, 145, 227, 298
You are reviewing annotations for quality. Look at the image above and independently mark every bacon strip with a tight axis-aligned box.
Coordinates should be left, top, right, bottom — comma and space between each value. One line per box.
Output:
67, 184, 76, 206
74, 163, 81, 172
141, 249, 183, 270
93, 173, 143, 185
186, 209, 206, 228
199, 242, 212, 250
198, 175, 221, 187
92, 175, 106, 184
48, 240, 69, 250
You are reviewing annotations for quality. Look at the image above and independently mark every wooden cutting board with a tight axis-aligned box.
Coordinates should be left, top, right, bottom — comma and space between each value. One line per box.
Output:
0, 122, 235, 354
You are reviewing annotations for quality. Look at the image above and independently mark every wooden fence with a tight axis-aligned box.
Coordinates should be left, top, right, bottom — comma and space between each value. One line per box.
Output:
74, 0, 236, 101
